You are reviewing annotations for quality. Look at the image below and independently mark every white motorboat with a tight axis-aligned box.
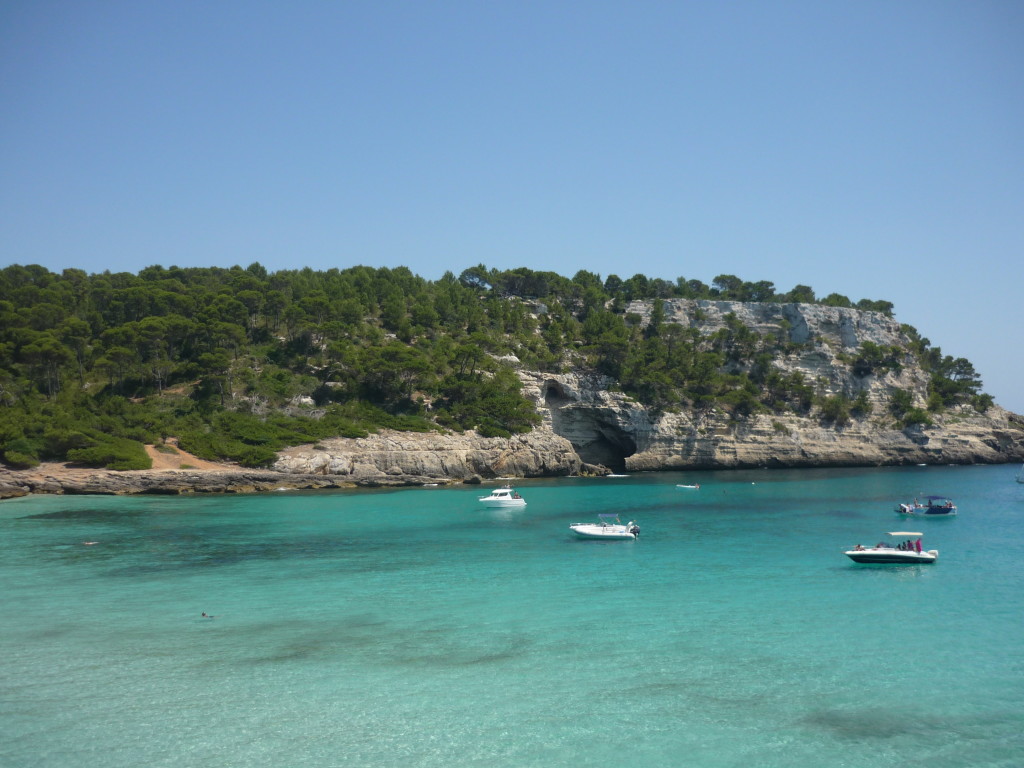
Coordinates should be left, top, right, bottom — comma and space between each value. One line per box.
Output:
844, 531, 938, 564
569, 513, 639, 540
478, 486, 526, 507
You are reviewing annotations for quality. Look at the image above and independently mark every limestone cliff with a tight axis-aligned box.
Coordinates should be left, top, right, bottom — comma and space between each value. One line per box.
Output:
523, 300, 1024, 471
272, 428, 597, 481
273, 300, 1024, 480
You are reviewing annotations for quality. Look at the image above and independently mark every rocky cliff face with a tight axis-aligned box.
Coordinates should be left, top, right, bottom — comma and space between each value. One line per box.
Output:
272, 429, 600, 482
523, 300, 1024, 470
624, 298, 929, 411
524, 368, 1024, 470
273, 300, 1024, 480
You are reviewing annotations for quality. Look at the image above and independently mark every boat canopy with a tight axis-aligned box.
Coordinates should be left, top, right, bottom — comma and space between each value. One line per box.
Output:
888, 531, 923, 537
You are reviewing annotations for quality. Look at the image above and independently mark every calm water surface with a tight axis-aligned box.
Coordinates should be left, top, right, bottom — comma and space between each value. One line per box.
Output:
2, 465, 1023, 767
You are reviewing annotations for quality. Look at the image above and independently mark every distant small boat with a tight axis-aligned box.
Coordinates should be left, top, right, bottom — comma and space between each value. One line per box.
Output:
606, 474, 629, 478
1017, 463, 1024, 484
676, 484, 700, 489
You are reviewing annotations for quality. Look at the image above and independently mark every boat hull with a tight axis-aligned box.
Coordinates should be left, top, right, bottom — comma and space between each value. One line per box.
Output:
845, 549, 937, 564
569, 524, 636, 540
479, 499, 527, 508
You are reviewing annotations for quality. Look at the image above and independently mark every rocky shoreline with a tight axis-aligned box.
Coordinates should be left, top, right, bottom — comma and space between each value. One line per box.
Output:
0, 464, 471, 501
3, 408, 1023, 500
5, 301, 1024, 501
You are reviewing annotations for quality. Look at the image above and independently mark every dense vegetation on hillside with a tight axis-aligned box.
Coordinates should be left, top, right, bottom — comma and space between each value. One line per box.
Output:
0, 263, 991, 470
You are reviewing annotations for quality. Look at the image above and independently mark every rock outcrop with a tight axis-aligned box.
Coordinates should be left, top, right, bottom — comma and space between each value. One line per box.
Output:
273, 429, 598, 480
0, 465, 462, 500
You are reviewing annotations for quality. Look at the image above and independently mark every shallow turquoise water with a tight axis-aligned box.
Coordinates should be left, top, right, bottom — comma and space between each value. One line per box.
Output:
2, 465, 1023, 767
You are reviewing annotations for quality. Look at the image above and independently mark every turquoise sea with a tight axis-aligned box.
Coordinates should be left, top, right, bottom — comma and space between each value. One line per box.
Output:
2, 464, 1023, 768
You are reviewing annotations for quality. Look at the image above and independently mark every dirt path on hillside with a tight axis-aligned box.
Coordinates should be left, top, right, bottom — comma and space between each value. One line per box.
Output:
143, 439, 238, 471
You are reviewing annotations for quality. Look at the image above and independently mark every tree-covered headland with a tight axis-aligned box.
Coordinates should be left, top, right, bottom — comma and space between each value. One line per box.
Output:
0, 263, 992, 470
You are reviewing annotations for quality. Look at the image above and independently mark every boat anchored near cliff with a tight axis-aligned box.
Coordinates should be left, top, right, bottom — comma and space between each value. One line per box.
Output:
478, 486, 526, 507
844, 532, 938, 564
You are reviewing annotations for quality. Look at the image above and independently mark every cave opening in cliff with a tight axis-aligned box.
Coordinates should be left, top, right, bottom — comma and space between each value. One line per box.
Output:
575, 427, 637, 473
543, 381, 570, 407
543, 380, 636, 471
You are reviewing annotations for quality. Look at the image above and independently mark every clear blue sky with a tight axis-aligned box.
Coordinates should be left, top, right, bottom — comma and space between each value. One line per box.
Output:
2, 2, 1022, 412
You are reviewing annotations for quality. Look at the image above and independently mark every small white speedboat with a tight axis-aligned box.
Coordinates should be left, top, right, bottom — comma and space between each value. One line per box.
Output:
844, 531, 938, 564
478, 486, 526, 507
569, 514, 639, 540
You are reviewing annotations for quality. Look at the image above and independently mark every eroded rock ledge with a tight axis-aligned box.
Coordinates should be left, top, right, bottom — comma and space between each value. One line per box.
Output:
0, 430, 605, 500
273, 429, 602, 481
0, 466, 457, 501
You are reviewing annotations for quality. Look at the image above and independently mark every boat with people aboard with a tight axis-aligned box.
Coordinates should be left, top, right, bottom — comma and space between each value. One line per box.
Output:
895, 495, 957, 516
844, 531, 938, 564
478, 486, 527, 507
569, 513, 639, 540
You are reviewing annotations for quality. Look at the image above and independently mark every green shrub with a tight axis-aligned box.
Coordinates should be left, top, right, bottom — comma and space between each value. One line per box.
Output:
971, 393, 994, 413
68, 437, 151, 470
889, 389, 914, 417
850, 391, 872, 417
477, 422, 512, 438
2, 450, 39, 469
901, 408, 933, 428
819, 395, 851, 426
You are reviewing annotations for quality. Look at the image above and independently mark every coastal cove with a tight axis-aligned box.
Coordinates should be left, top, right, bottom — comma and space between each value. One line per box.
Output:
3, 464, 1023, 768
